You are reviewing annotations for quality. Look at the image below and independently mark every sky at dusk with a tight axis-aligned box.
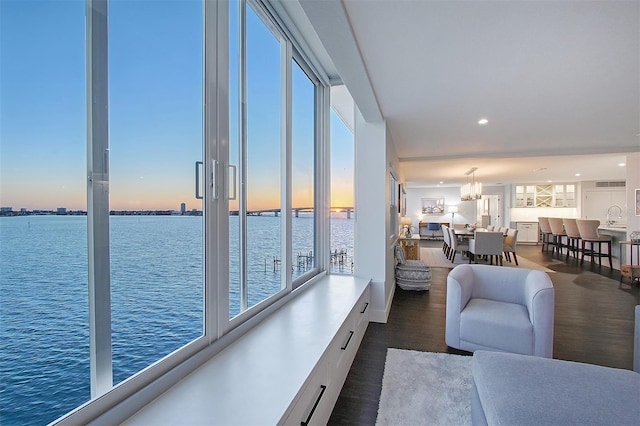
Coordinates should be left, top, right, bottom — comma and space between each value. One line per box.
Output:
0, 0, 354, 212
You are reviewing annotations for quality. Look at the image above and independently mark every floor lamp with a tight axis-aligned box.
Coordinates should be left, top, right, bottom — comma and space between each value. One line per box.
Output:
448, 205, 458, 227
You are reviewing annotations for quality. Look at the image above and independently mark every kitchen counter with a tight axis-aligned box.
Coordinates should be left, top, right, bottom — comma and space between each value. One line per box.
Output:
598, 227, 627, 269
598, 226, 627, 232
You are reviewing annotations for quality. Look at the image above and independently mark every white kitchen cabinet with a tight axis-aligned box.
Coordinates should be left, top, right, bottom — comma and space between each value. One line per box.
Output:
516, 222, 539, 244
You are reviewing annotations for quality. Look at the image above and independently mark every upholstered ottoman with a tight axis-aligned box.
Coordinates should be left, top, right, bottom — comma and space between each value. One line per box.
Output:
395, 260, 432, 290
471, 350, 640, 426
394, 244, 432, 290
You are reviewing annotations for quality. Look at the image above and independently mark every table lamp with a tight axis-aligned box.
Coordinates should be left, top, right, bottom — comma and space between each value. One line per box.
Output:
400, 216, 413, 237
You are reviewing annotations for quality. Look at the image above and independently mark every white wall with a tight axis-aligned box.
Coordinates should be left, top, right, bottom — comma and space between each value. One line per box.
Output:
405, 187, 473, 227
625, 153, 640, 237
510, 207, 579, 221
353, 106, 389, 323
405, 185, 507, 228
385, 126, 400, 322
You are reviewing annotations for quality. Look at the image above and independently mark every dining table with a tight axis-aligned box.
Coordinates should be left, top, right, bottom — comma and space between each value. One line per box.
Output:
454, 227, 489, 236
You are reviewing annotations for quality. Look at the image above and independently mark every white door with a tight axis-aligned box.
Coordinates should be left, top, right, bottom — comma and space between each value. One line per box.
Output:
584, 191, 614, 222
478, 195, 501, 228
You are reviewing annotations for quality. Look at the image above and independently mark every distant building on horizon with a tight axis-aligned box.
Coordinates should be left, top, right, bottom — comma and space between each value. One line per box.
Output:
57, 208, 67, 215
180, 203, 186, 215
1, 207, 12, 213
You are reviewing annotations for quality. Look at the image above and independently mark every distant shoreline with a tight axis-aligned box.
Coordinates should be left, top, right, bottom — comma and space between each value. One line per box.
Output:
0, 210, 201, 217
1, 210, 354, 217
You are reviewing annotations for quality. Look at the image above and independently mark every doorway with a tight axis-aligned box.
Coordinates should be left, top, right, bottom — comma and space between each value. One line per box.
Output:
477, 195, 501, 228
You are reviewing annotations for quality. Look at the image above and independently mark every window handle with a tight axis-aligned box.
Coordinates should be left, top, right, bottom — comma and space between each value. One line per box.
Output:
195, 161, 203, 200
228, 164, 237, 201
212, 160, 218, 200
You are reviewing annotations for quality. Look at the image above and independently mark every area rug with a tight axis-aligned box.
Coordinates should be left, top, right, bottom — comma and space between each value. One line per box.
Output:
420, 247, 554, 273
376, 349, 472, 426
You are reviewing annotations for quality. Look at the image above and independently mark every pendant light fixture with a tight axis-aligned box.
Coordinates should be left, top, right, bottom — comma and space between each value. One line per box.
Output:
460, 167, 482, 201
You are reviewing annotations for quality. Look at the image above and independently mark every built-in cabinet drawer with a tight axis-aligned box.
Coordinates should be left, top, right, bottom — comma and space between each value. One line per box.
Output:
281, 287, 370, 426
331, 292, 369, 383
281, 362, 330, 426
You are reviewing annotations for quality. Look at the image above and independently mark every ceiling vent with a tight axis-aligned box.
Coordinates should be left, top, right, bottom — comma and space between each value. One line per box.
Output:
595, 181, 625, 188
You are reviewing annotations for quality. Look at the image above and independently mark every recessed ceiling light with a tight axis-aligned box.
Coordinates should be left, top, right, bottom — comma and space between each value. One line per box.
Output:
478, 118, 488, 125
618, 163, 626, 167
547, 180, 552, 183
439, 181, 444, 184
575, 173, 581, 177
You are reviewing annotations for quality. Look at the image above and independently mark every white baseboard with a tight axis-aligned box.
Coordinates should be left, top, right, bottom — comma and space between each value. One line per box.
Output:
369, 280, 395, 323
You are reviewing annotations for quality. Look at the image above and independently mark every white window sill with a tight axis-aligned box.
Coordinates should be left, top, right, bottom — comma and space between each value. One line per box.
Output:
119, 275, 370, 425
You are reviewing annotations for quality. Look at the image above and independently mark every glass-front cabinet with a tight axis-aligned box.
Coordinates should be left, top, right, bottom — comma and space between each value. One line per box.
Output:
514, 183, 576, 208
515, 185, 536, 207
554, 184, 576, 207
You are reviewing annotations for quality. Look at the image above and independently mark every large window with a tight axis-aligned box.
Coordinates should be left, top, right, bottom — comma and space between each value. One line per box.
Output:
228, 0, 321, 320
330, 108, 354, 274
108, 0, 204, 386
0, 1, 89, 424
291, 59, 317, 280
230, 0, 286, 317
1, 0, 327, 422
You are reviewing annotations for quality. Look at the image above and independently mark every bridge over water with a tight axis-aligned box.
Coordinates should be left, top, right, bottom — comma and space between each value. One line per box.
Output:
229, 207, 354, 218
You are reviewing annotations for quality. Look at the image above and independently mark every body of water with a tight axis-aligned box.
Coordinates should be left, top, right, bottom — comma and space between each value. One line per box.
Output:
0, 214, 354, 425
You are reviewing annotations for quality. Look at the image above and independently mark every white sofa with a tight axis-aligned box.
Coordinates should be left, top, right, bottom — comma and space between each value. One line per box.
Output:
471, 350, 640, 425
446, 264, 555, 357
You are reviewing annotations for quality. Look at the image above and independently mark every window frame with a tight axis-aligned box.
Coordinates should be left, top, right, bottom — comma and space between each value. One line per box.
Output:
57, 0, 330, 422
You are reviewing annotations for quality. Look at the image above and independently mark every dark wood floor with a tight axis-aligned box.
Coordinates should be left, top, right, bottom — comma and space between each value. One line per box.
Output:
328, 241, 640, 424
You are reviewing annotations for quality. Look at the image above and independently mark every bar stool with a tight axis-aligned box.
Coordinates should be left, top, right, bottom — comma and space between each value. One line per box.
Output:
576, 219, 613, 268
538, 217, 554, 252
548, 217, 567, 257
562, 218, 582, 261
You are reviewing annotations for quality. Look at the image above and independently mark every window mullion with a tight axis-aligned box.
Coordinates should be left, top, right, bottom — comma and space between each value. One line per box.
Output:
206, 0, 227, 339
317, 85, 331, 273
86, 0, 112, 398
281, 39, 293, 290
238, 0, 249, 312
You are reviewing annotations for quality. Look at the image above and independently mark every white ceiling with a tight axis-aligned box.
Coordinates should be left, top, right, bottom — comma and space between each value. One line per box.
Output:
309, 0, 640, 187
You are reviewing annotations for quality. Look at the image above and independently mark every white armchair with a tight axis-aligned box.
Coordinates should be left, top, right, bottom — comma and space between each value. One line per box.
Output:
446, 264, 555, 358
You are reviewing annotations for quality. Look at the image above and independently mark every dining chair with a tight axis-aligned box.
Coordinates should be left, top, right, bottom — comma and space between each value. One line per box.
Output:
441, 225, 451, 258
548, 218, 568, 257
448, 227, 469, 262
468, 231, 504, 265
503, 228, 519, 265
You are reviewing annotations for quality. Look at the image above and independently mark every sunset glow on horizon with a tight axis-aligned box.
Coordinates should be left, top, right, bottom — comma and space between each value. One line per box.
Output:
0, 1, 354, 214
